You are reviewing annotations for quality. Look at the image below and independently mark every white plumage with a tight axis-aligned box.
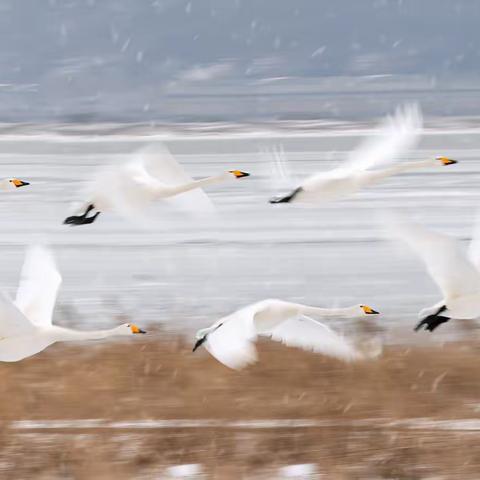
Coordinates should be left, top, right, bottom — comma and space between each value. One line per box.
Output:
269, 105, 456, 205
388, 215, 480, 330
193, 299, 380, 369
0, 246, 146, 362
64, 143, 249, 225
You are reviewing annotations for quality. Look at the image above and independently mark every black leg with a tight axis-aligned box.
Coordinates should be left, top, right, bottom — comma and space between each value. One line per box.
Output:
433, 305, 447, 316
269, 187, 303, 204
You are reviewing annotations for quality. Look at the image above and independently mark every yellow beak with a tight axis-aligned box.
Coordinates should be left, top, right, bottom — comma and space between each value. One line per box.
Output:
229, 170, 250, 178
437, 156, 457, 166
130, 324, 146, 334
11, 179, 30, 187
361, 305, 380, 315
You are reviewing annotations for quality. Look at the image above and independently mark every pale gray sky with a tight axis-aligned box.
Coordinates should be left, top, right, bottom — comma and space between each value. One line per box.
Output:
0, 0, 479, 121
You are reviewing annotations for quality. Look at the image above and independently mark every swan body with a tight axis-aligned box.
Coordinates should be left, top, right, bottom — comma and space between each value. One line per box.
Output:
269, 105, 456, 205
389, 216, 480, 331
0, 245, 146, 362
192, 299, 380, 369
0, 178, 30, 191
64, 144, 249, 225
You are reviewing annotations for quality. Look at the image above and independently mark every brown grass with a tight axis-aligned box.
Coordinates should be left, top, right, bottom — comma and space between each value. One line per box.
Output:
0, 338, 478, 478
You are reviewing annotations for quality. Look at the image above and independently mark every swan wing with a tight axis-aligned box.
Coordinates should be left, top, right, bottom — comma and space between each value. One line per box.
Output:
136, 144, 215, 213
467, 212, 480, 272
337, 104, 422, 174
14, 245, 61, 327
263, 145, 297, 192
205, 305, 258, 369
267, 315, 361, 361
390, 217, 480, 299
0, 291, 35, 336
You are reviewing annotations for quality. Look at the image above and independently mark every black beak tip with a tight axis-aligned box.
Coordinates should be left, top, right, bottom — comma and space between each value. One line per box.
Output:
192, 338, 205, 352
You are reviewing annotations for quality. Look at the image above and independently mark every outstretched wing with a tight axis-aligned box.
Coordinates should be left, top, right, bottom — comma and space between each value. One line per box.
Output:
0, 291, 35, 337
267, 315, 361, 362
337, 104, 422, 174
205, 300, 362, 369
14, 245, 62, 327
136, 144, 215, 213
205, 306, 258, 370
389, 216, 480, 299
263, 144, 297, 192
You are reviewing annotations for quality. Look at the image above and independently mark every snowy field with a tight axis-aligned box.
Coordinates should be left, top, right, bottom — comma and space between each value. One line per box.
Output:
0, 121, 479, 342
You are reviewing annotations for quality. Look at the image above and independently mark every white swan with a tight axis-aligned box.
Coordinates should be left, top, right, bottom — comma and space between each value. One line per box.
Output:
64, 144, 249, 225
0, 178, 30, 191
0, 245, 146, 362
192, 299, 380, 369
269, 105, 456, 204
388, 216, 480, 331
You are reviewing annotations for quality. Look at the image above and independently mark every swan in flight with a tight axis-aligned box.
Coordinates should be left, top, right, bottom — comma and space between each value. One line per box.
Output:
0, 245, 146, 362
388, 216, 480, 332
192, 299, 380, 369
0, 178, 30, 191
64, 144, 249, 225
269, 105, 456, 204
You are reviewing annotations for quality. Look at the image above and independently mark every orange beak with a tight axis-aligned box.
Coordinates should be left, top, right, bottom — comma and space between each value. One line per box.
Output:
361, 305, 380, 315
11, 179, 30, 187
229, 170, 250, 178
130, 324, 146, 334
437, 156, 457, 166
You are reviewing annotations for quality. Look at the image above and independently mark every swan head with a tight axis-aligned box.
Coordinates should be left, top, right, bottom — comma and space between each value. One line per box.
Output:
115, 323, 147, 336
228, 170, 250, 178
2, 178, 30, 190
436, 156, 457, 166
359, 305, 380, 316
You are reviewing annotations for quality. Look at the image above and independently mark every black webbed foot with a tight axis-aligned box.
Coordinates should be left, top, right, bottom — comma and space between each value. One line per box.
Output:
414, 314, 450, 332
79, 211, 100, 224
63, 204, 100, 226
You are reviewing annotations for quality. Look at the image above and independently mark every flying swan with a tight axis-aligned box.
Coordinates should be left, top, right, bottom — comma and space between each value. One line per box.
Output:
269, 105, 456, 205
64, 144, 249, 225
192, 299, 380, 369
0, 245, 146, 362
389, 215, 480, 332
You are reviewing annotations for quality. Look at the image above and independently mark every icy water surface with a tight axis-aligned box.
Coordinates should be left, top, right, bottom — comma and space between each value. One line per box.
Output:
0, 122, 479, 337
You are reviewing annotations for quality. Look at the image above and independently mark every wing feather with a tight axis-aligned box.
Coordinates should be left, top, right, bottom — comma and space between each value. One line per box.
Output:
268, 315, 361, 361
467, 212, 480, 272
14, 246, 61, 327
205, 307, 258, 370
136, 144, 215, 213
338, 104, 422, 174
0, 291, 34, 337
389, 217, 480, 299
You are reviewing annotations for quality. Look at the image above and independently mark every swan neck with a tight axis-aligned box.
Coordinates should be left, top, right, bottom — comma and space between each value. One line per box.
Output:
160, 174, 228, 197
300, 305, 356, 318
51, 326, 117, 342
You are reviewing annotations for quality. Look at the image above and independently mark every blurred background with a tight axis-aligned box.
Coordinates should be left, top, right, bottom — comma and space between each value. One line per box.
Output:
0, 1, 479, 478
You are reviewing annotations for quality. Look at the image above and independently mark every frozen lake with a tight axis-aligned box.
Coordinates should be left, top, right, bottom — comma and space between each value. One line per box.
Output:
0, 121, 479, 339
